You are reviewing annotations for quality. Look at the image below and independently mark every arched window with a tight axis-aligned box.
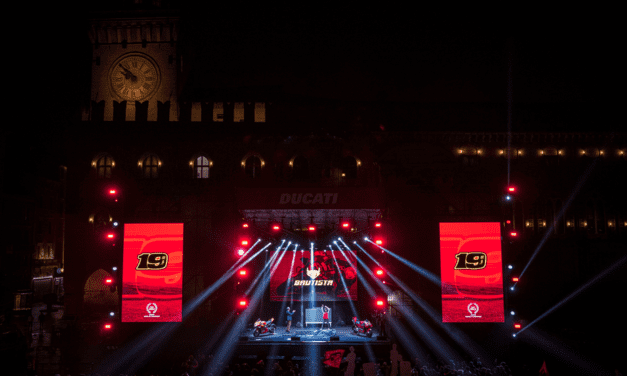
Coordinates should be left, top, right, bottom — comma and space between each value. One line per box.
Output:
244, 156, 262, 178
94, 154, 114, 178
140, 153, 160, 178
292, 156, 309, 181
341, 156, 357, 179
193, 155, 212, 179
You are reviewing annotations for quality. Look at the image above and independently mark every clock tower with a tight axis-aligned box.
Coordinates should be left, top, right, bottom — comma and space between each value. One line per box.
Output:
85, 4, 179, 121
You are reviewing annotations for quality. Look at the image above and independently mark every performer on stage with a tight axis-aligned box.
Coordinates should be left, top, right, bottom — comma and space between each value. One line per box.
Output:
286, 306, 296, 333
321, 304, 330, 329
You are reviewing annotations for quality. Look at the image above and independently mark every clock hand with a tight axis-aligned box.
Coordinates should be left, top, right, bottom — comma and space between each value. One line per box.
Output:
119, 64, 137, 80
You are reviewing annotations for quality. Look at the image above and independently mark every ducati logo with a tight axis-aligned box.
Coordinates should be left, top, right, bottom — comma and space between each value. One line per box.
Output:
306, 267, 321, 279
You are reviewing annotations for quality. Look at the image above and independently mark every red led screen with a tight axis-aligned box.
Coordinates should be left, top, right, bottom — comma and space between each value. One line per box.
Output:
122, 223, 183, 322
270, 250, 358, 302
439, 222, 504, 322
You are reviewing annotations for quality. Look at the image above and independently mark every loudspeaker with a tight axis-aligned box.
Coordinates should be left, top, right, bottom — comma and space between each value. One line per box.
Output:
239, 336, 249, 341
330, 336, 340, 341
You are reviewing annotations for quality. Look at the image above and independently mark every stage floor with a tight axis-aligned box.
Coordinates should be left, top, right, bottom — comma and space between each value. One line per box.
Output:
241, 325, 387, 344
236, 326, 391, 360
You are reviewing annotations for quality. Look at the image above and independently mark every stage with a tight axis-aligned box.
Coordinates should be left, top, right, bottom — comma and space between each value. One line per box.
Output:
235, 325, 391, 359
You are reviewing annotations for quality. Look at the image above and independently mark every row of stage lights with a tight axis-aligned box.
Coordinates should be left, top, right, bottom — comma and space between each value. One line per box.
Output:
95, 187, 124, 334
504, 185, 524, 336
235, 219, 385, 258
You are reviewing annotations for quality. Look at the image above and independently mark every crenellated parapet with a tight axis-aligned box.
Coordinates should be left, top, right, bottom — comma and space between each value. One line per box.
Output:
89, 17, 178, 45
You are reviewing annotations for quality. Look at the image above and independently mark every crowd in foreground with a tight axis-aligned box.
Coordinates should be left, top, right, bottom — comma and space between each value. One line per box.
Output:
57, 348, 571, 376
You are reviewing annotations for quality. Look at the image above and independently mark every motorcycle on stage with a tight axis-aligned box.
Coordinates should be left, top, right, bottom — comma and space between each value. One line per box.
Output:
352, 317, 373, 337
253, 318, 276, 337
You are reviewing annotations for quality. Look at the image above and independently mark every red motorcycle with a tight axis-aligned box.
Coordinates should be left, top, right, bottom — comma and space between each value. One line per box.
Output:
352, 317, 373, 337
253, 318, 276, 337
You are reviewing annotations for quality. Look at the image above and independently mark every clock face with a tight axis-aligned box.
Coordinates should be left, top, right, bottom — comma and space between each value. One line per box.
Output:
109, 53, 160, 102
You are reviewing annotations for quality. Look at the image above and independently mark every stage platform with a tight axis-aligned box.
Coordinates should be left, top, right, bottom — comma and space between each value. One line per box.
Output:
236, 326, 391, 359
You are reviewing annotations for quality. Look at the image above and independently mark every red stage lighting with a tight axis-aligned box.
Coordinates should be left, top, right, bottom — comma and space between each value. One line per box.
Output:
109, 189, 117, 195
512, 277, 519, 282
376, 299, 385, 307
374, 222, 382, 228
272, 224, 281, 231
104, 323, 112, 330
508, 187, 516, 193
342, 222, 350, 228
375, 239, 383, 245
238, 299, 248, 307
375, 268, 384, 277
242, 223, 249, 228
308, 225, 316, 231
241, 240, 249, 246
509, 231, 518, 237
514, 323, 522, 329
238, 269, 247, 277
106, 233, 115, 239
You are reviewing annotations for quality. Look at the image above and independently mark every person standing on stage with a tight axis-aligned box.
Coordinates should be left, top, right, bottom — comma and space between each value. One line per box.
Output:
321, 304, 330, 329
286, 306, 296, 332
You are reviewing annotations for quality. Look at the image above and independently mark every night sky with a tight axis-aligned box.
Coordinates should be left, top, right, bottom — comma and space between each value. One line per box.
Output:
36, 3, 620, 122
17, 3, 621, 179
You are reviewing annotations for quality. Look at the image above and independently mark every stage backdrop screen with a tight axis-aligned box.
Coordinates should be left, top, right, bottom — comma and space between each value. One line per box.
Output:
439, 222, 504, 323
122, 223, 183, 322
270, 250, 358, 302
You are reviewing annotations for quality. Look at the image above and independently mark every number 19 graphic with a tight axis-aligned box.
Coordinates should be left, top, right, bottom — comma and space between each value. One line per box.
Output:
454, 252, 487, 270
136, 253, 169, 270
